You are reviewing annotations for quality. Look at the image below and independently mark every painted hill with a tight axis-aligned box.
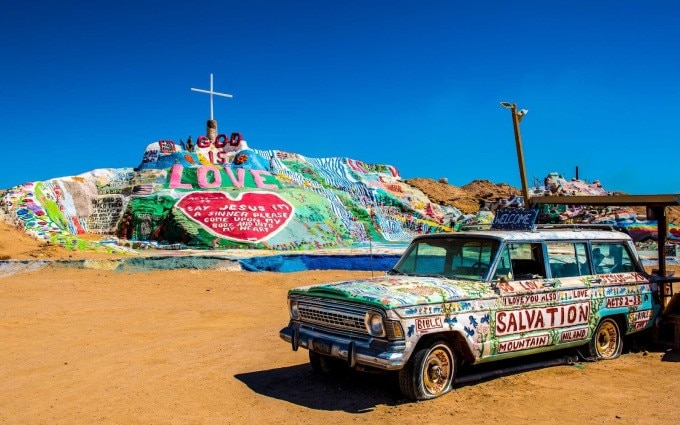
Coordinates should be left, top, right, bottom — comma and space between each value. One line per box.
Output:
0, 133, 455, 254
0, 132, 678, 256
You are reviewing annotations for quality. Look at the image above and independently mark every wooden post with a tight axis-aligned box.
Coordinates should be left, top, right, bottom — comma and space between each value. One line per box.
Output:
654, 206, 669, 307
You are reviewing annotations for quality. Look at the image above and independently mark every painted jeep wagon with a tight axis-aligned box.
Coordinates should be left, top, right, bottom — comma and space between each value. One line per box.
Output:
280, 223, 661, 400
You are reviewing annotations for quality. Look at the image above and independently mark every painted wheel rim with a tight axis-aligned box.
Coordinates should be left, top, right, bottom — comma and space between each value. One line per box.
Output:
595, 321, 619, 358
423, 346, 452, 395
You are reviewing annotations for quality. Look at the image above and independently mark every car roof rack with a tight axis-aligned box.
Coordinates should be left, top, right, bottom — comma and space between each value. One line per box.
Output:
459, 223, 626, 232
534, 223, 625, 231
459, 224, 493, 231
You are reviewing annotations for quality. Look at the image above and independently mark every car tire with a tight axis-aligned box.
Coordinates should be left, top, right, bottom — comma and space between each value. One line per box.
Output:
398, 339, 456, 400
588, 318, 623, 360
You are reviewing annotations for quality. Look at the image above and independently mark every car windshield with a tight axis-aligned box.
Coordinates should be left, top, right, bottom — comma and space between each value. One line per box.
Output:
391, 236, 501, 281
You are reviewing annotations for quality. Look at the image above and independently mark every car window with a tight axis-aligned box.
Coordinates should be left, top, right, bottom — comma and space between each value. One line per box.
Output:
504, 243, 546, 280
493, 246, 512, 281
451, 240, 498, 280
547, 242, 589, 278
397, 242, 447, 274
393, 237, 500, 280
591, 243, 636, 274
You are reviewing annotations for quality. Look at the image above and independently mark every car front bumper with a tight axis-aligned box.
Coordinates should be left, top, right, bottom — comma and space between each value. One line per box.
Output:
280, 322, 408, 370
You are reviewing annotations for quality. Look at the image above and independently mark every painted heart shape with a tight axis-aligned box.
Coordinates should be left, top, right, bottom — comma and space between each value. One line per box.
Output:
176, 191, 295, 243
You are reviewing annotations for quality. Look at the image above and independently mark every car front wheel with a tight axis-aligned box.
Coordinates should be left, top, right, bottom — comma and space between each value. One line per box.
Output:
399, 339, 456, 400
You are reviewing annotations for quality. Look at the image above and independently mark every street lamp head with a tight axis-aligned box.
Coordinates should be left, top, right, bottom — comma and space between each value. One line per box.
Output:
500, 101, 514, 109
516, 109, 529, 122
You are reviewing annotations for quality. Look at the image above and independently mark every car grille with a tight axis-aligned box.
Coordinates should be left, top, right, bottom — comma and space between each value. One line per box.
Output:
298, 299, 369, 335
299, 306, 366, 332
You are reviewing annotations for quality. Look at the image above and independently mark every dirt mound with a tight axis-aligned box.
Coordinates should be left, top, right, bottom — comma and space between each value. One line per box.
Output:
405, 178, 520, 214
0, 220, 56, 260
0, 219, 127, 260
461, 179, 521, 201
406, 178, 680, 225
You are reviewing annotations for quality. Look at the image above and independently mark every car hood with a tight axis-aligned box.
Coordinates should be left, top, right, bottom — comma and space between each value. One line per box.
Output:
288, 274, 495, 309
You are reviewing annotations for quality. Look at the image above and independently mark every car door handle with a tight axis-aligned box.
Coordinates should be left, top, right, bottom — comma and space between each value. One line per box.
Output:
588, 278, 602, 284
543, 280, 557, 287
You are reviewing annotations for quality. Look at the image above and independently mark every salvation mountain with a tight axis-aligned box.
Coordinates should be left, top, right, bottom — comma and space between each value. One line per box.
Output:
0, 133, 453, 253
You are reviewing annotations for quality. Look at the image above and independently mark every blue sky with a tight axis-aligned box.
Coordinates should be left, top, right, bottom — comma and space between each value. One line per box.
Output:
2, 1, 679, 194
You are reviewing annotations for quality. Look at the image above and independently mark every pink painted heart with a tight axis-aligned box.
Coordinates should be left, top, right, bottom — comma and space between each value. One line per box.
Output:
176, 191, 295, 243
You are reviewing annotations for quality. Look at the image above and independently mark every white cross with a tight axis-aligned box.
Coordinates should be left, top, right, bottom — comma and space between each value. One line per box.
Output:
190, 73, 233, 120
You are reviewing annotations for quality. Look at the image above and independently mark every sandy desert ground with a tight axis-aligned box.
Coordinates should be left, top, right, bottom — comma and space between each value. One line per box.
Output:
1, 220, 680, 425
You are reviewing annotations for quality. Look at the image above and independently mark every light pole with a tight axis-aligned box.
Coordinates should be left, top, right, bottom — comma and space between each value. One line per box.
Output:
500, 102, 530, 208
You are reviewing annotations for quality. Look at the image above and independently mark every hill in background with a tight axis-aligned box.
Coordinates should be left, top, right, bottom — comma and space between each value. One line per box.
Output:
408, 177, 680, 226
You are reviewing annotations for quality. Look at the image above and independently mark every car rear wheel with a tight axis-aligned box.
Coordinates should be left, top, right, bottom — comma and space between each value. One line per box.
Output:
399, 340, 456, 400
588, 318, 623, 360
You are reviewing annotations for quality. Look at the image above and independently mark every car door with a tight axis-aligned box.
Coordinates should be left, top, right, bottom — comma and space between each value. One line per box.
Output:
544, 240, 593, 345
492, 241, 564, 357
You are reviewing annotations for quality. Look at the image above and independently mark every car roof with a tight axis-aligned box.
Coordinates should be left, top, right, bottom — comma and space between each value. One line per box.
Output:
413, 228, 633, 243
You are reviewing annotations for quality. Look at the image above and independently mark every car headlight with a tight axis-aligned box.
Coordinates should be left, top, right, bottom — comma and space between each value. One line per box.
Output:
289, 298, 299, 320
366, 312, 385, 337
